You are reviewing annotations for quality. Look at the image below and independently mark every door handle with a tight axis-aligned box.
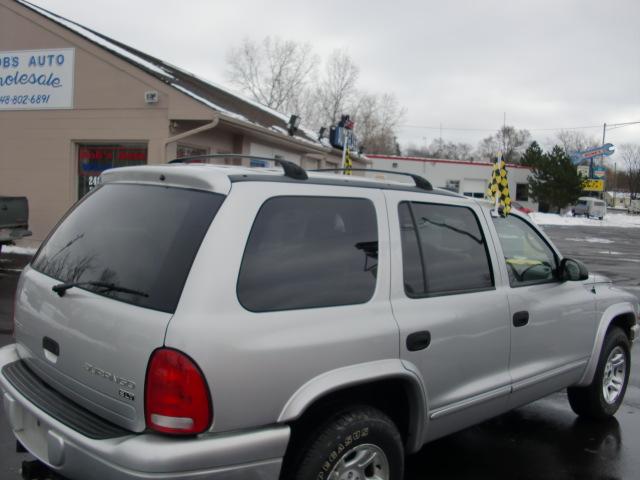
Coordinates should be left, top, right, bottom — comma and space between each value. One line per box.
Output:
407, 331, 431, 351
513, 311, 529, 327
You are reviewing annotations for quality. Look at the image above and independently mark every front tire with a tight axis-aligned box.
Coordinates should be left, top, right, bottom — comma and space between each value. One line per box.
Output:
568, 327, 630, 419
287, 406, 404, 480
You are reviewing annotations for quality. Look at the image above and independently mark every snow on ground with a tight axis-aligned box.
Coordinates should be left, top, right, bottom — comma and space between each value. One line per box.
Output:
530, 211, 640, 228
2, 245, 37, 255
564, 237, 614, 244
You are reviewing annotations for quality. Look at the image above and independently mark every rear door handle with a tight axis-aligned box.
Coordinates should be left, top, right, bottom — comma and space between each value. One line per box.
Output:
513, 311, 529, 327
407, 331, 431, 351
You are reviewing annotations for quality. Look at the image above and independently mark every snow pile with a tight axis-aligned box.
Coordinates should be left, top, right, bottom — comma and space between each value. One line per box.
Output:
531, 212, 640, 228
2, 245, 37, 255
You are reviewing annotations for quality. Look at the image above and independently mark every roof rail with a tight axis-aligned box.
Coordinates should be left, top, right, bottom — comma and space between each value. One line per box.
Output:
169, 154, 308, 180
310, 168, 433, 191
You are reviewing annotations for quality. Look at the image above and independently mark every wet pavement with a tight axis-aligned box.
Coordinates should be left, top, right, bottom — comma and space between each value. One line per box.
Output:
0, 222, 639, 479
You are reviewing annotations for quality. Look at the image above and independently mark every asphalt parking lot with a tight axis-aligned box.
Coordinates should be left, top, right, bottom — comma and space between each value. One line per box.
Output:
0, 221, 639, 480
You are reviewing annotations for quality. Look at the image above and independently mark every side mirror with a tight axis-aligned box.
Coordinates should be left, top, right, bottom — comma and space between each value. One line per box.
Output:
560, 258, 589, 281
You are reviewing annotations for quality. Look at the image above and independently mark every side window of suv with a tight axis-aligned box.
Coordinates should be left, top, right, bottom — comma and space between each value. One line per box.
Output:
492, 215, 558, 287
398, 201, 494, 297
238, 196, 378, 312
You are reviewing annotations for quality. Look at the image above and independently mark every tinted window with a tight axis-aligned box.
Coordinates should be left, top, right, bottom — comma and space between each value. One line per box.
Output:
32, 184, 224, 313
399, 202, 494, 297
237, 196, 378, 311
492, 215, 557, 287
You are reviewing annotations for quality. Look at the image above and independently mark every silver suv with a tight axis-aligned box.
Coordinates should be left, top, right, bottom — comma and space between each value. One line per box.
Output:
1, 159, 638, 480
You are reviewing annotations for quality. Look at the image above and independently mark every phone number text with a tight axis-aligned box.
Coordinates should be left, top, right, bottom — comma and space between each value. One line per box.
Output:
0, 94, 51, 105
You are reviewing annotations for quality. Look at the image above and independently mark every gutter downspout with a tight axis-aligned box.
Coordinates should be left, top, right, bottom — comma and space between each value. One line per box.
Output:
163, 115, 220, 162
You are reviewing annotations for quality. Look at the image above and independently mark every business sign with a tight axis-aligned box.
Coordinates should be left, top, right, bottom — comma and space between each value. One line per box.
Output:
0, 48, 75, 110
578, 143, 615, 160
582, 179, 604, 192
593, 166, 606, 179
577, 165, 590, 177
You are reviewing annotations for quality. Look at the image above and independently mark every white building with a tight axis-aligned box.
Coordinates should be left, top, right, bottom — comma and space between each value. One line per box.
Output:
367, 155, 538, 211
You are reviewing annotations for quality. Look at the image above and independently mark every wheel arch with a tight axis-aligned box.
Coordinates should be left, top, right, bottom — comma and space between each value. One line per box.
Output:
576, 302, 637, 387
278, 359, 428, 454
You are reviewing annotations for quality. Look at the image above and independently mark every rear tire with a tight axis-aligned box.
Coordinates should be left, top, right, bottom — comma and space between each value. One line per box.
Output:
568, 327, 630, 419
285, 406, 404, 480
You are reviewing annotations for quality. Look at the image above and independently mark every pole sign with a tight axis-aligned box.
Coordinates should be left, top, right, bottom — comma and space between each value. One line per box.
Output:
576, 143, 615, 160
582, 179, 604, 192
0, 48, 75, 110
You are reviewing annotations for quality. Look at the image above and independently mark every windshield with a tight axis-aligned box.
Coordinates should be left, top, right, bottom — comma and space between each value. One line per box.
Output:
32, 183, 224, 313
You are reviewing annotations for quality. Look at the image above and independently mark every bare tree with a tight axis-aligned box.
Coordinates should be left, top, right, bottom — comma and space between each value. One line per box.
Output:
226, 37, 318, 113
316, 51, 359, 128
225, 37, 406, 152
554, 130, 599, 155
478, 126, 531, 163
406, 140, 475, 161
618, 144, 640, 199
353, 92, 405, 155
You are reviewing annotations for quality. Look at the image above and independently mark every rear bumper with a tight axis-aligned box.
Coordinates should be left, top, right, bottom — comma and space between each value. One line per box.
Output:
0, 344, 289, 480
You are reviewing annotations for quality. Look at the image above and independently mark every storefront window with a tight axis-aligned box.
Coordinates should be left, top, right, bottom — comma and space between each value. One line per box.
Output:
77, 144, 147, 199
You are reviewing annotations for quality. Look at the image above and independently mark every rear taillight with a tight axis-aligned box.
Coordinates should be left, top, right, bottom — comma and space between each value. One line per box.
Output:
145, 348, 212, 435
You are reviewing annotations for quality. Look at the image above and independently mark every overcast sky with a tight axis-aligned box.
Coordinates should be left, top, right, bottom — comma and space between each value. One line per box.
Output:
28, 0, 640, 158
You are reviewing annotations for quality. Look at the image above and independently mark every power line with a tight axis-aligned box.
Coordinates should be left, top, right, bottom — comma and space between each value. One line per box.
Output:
398, 123, 604, 132
606, 121, 640, 131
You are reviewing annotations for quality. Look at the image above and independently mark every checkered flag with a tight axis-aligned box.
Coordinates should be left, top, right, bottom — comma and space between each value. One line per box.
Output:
344, 145, 353, 175
486, 156, 512, 215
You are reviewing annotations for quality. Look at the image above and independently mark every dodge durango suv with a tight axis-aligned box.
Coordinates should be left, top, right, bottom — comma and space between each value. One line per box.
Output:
1, 158, 638, 480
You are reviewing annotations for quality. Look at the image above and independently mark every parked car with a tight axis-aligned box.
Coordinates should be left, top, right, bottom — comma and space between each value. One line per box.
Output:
1, 159, 638, 480
0, 196, 31, 254
629, 198, 640, 215
572, 196, 607, 219
511, 201, 533, 215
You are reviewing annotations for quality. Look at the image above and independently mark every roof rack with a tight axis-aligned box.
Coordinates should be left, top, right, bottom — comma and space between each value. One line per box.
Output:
169, 154, 308, 180
310, 168, 433, 191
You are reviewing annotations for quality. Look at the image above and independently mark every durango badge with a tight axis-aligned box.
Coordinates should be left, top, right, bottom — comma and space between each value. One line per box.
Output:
84, 363, 136, 390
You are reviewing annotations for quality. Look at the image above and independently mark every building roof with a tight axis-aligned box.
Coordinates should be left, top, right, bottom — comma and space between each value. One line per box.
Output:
367, 154, 532, 170
16, 0, 331, 152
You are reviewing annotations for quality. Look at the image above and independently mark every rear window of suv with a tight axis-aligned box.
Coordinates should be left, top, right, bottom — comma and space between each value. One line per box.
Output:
237, 196, 378, 312
32, 183, 224, 313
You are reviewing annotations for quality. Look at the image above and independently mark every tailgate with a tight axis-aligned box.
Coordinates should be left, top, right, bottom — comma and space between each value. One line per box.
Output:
14, 267, 171, 432
14, 182, 225, 432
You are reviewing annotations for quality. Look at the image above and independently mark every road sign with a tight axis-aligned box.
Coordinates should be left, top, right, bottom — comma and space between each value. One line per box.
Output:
582, 179, 604, 192
593, 166, 606, 179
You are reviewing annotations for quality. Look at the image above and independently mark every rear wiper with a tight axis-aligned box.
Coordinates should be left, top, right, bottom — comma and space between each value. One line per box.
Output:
52, 281, 149, 298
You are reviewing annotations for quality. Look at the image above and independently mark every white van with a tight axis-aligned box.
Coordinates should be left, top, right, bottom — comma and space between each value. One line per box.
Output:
573, 197, 607, 219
